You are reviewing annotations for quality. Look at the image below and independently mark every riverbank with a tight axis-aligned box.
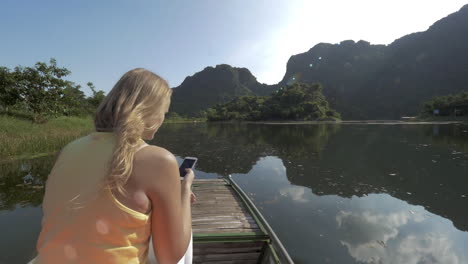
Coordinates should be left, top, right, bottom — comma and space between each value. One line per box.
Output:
245, 120, 468, 125
415, 116, 468, 122
0, 115, 206, 161
0, 115, 94, 162
3, 114, 466, 162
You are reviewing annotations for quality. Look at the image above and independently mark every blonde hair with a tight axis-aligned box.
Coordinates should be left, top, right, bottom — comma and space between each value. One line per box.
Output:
94, 68, 172, 197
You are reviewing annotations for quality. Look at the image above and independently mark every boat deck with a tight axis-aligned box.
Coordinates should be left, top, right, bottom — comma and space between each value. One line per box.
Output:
192, 178, 293, 264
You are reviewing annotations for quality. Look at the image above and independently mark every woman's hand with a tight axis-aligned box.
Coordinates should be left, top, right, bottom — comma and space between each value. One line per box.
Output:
181, 169, 196, 204
190, 191, 197, 204
181, 168, 195, 189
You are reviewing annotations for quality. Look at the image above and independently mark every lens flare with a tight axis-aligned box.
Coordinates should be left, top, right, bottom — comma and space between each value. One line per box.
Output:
64, 244, 77, 260
96, 219, 110, 235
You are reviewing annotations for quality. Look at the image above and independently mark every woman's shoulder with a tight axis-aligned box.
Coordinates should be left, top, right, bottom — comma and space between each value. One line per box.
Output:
136, 145, 177, 167
134, 145, 179, 188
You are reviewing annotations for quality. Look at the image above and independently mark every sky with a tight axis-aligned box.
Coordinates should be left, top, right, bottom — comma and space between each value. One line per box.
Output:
1, 0, 467, 95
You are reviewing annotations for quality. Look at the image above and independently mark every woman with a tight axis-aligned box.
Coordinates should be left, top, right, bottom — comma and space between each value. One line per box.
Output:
30, 68, 195, 264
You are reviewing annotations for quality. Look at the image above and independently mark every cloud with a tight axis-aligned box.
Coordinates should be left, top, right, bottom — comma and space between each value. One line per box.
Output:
279, 185, 308, 202
336, 209, 466, 264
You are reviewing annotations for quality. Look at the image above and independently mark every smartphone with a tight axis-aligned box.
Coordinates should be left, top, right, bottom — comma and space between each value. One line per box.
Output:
179, 157, 197, 179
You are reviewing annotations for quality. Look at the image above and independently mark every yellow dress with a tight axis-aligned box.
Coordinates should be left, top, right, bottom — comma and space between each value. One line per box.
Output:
29, 132, 152, 264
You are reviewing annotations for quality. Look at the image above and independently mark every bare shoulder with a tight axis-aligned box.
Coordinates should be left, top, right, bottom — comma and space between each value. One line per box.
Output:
134, 145, 179, 184
138, 145, 176, 165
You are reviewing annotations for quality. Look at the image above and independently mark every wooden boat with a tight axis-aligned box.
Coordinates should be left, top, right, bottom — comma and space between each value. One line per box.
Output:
191, 176, 294, 263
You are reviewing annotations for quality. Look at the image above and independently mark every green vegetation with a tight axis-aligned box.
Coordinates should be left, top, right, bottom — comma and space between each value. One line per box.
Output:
420, 91, 468, 118
170, 64, 275, 117
0, 115, 94, 161
0, 59, 106, 159
0, 59, 205, 159
206, 83, 341, 121
164, 112, 206, 123
0, 58, 105, 122
0, 113, 205, 160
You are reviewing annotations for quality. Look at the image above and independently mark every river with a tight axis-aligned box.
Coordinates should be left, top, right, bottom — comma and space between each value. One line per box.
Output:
1, 122, 467, 263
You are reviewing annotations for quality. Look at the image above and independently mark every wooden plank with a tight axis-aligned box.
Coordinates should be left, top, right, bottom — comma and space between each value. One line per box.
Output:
193, 179, 227, 184
193, 228, 261, 234
193, 220, 257, 225
193, 215, 254, 219
194, 224, 259, 230
193, 221, 256, 226
192, 208, 249, 215
193, 222, 258, 229
194, 191, 234, 194
195, 260, 258, 264
194, 179, 226, 182
193, 252, 261, 261
194, 198, 240, 202
193, 184, 230, 187
194, 188, 232, 191
193, 189, 233, 192
193, 205, 243, 210
193, 204, 242, 208
194, 192, 237, 196
192, 212, 250, 218
194, 199, 240, 203
192, 212, 253, 217
193, 184, 230, 188
190, 178, 280, 263
195, 241, 265, 248
193, 219, 256, 225
194, 195, 241, 199
227, 176, 294, 264
194, 185, 230, 188
193, 232, 267, 241
193, 202, 242, 207
194, 242, 263, 254
195, 192, 240, 196
194, 246, 263, 254
192, 206, 247, 211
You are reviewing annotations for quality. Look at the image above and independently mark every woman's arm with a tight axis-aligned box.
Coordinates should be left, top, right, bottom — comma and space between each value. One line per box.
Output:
140, 146, 193, 264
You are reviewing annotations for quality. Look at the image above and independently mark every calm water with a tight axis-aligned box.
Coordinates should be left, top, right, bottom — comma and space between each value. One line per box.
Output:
1, 123, 468, 264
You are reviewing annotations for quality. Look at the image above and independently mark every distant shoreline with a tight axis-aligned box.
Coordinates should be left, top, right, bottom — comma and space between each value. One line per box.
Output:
246, 120, 468, 125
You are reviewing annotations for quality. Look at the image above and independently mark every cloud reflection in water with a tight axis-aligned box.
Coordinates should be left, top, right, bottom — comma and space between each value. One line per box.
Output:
336, 195, 467, 264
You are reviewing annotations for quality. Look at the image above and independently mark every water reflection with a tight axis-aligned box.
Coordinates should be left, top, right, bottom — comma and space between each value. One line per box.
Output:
154, 123, 468, 263
232, 156, 468, 264
1, 123, 468, 263
155, 123, 468, 231
153, 123, 340, 175
0, 156, 52, 210
336, 199, 467, 264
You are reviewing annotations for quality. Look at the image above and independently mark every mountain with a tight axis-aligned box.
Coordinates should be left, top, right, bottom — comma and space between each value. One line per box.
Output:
279, 4, 468, 119
171, 4, 468, 119
278, 40, 389, 118
170, 64, 275, 116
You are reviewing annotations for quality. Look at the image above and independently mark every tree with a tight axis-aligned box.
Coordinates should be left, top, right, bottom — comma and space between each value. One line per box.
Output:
0, 59, 107, 121
206, 83, 341, 121
86, 82, 106, 110
60, 84, 87, 116
0, 67, 20, 111
420, 91, 468, 117
12, 58, 72, 119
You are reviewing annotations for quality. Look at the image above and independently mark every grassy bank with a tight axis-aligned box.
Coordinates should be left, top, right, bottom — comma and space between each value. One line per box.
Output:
415, 115, 468, 122
0, 115, 94, 161
0, 115, 206, 161
164, 118, 206, 123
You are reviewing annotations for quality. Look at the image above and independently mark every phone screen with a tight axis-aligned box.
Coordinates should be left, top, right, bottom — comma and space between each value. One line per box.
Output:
179, 158, 196, 177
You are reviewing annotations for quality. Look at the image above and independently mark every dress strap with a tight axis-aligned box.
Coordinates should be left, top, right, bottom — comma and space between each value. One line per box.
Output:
135, 142, 149, 153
